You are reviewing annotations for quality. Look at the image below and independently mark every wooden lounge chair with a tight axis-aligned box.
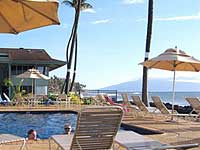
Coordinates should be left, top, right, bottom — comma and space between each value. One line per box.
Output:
0, 134, 26, 150
49, 106, 123, 150
152, 96, 198, 119
185, 97, 200, 115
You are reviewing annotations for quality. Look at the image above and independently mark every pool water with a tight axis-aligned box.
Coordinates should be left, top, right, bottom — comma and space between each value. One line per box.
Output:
0, 112, 77, 139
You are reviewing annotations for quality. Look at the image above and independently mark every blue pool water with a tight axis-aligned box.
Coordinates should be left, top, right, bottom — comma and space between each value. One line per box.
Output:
0, 112, 77, 139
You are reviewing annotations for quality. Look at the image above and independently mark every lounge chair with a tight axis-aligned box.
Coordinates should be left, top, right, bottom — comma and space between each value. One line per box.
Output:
95, 94, 112, 106
3, 93, 11, 102
49, 106, 123, 150
151, 96, 171, 114
0, 134, 26, 150
152, 96, 198, 119
185, 97, 200, 115
115, 130, 199, 150
56, 94, 70, 106
131, 95, 160, 118
0, 96, 9, 105
121, 93, 139, 111
3, 93, 14, 105
103, 94, 126, 108
132, 96, 150, 112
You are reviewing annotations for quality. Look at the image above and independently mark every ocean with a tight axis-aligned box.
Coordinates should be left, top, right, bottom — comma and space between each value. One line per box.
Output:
118, 92, 200, 106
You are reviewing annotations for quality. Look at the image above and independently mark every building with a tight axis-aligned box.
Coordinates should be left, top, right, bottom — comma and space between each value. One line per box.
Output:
0, 48, 66, 96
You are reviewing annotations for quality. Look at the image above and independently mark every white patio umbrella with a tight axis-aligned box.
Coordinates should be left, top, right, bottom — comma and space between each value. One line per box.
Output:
140, 47, 200, 120
16, 68, 50, 97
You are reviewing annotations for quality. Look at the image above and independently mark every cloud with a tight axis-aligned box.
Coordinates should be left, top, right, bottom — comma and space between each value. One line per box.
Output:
176, 79, 200, 83
154, 15, 200, 21
137, 13, 200, 22
122, 0, 144, 5
82, 8, 96, 13
91, 19, 111, 25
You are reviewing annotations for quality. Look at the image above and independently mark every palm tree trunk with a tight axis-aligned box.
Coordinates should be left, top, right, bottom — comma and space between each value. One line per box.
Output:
142, 0, 153, 106
70, 34, 78, 91
64, 0, 81, 94
60, 18, 76, 94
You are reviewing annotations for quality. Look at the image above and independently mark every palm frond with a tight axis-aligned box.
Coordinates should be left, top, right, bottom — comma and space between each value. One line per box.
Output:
62, 0, 74, 7
81, 3, 92, 10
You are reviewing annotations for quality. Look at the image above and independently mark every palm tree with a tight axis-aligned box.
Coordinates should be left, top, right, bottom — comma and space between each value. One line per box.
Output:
62, 0, 92, 94
142, 0, 153, 106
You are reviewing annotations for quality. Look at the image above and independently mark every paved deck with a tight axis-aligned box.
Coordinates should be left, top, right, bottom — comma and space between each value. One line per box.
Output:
122, 113, 200, 148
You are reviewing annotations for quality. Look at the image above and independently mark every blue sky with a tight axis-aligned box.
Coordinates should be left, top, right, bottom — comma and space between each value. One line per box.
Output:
1, 0, 200, 89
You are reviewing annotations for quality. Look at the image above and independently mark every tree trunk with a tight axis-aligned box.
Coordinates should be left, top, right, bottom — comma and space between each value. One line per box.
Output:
70, 35, 78, 91
60, 19, 76, 94
142, 0, 153, 106
64, 0, 81, 94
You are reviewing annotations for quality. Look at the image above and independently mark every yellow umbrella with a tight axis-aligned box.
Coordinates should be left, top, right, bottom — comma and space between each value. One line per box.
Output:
0, 0, 60, 34
140, 47, 200, 120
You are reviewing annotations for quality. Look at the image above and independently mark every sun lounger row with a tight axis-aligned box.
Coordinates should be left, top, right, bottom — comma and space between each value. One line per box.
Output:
92, 93, 200, 120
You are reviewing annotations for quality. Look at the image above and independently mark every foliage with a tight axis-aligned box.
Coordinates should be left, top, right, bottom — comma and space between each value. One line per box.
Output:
69, 92, 83, 104
82, 97, 95, 105
48, 93, 57, 101
48, 75, 65, 94
3, 79, 26, 101
72, 82, 86, 94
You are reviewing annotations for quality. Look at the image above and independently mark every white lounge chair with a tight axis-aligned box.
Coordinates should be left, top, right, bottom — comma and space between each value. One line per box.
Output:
121, 93, 139, 113
3, 93, 11, 103
115, 130, 199, 150
0, 134, 26, 150
152, 96, 198, 119
49, 106, 123, 150
185, 97, 200, 115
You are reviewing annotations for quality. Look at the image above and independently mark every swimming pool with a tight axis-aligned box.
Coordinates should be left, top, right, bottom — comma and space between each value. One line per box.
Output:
0, 112, 77, 139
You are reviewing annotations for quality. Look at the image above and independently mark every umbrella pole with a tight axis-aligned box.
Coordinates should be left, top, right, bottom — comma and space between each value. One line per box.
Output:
32, 79, 34, 95
171, 70, 176, 120
35, 79, 36, 101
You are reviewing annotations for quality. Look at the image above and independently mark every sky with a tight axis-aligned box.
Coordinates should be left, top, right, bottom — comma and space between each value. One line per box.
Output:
1, 0, 200, 89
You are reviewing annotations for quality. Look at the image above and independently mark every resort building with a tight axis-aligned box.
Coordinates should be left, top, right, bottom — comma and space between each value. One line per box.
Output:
0, 48, 66, 96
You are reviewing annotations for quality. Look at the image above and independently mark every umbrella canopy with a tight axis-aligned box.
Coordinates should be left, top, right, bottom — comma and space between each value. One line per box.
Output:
0, 0, 60, 34
140, 47, 200, 120
16, 68, 50, 80
16, 68, 50, 97
140, 48, 200, 71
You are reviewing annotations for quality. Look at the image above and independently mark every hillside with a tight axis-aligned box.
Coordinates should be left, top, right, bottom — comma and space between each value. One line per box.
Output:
100, 78, 200, 92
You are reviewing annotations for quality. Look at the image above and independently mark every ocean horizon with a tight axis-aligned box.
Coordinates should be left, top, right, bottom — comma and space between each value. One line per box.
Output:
117, 91, 200, 106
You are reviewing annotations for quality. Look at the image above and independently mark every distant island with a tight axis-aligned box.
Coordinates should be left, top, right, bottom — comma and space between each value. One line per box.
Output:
100, 78, 200, 92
